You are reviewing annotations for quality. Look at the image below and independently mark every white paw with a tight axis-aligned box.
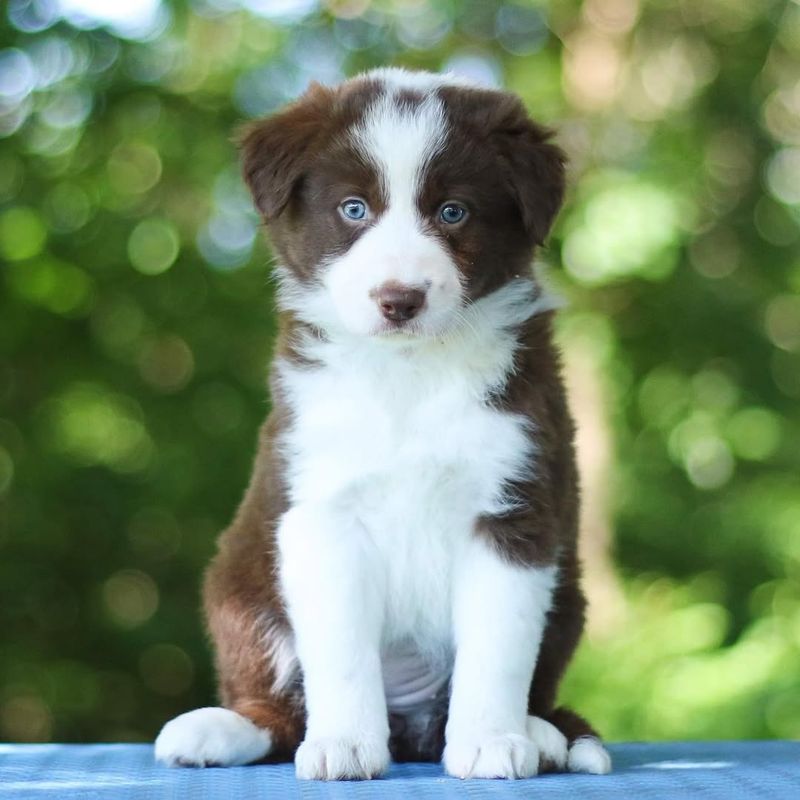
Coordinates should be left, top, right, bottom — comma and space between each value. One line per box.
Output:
568, 736, 612, 775
443, 732, 539, 779
294, 735, 390, 780
526, 716, 568, 771
154, 707, 272, 767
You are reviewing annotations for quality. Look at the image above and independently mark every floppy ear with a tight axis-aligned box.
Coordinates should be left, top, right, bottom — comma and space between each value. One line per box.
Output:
237, 82, 335, 220
496, 116, 566, 247
452, 89, 566, 246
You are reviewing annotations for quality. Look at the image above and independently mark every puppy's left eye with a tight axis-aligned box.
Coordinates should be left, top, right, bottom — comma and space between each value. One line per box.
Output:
439, 202, 467, 225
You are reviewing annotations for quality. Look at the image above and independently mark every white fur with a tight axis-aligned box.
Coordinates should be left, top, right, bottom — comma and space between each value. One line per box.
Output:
568, 737, 613, 775
275, 277, 556, 779
260, 617, 298, 694
280, 279, 541, 513
354, 89, 447, 203
154, 707, 272, 767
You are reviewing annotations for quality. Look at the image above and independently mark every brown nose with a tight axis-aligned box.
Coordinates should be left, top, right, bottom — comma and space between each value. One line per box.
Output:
375, 283, 427, 322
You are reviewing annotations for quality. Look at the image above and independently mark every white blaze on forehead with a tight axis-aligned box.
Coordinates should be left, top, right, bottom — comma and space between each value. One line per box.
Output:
353, 89, 447, 214
304, 73, 471, 339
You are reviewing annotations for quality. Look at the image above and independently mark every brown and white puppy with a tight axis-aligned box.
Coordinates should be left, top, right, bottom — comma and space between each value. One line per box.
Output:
155, 68, 611, 780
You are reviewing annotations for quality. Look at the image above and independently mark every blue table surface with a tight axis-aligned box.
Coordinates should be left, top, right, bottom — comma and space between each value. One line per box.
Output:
0, 741, 797, 799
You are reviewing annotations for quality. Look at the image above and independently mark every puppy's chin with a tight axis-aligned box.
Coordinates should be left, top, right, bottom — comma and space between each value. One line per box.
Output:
373, 319, 431, 340
362, 312, 462, 344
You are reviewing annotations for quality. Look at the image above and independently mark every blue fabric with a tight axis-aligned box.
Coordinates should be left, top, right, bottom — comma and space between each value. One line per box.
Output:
0, 742, 798, 799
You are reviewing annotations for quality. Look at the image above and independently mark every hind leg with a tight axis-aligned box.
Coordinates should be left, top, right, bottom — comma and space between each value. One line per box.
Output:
155, 613, 304, 767
539, 707, 611, 774
155, 706, 276, 767
156, 564, 305, 767
155, 617, 304, 767
527, 554, 611, 774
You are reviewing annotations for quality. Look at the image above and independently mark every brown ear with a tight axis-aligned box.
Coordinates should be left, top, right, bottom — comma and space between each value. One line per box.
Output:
449, 89, 566, 246
497, 117, 566, 247
237, 82, 335, 220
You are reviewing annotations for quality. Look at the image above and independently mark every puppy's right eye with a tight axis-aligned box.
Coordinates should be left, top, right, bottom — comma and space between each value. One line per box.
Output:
340, 198, 368, 221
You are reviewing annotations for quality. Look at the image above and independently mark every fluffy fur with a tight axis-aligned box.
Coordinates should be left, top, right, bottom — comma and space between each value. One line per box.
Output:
154, 67, 610, 780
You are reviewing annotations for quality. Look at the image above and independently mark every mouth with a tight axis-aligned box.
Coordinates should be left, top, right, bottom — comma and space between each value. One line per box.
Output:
370, 306, 466, 341
375, 319, 422, 337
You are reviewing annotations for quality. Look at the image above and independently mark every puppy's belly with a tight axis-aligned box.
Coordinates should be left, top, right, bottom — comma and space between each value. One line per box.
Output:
382, 641, 450, 715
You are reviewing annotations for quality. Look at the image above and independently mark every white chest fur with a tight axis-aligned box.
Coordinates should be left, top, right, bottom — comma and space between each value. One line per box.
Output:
275, 284, 542, 711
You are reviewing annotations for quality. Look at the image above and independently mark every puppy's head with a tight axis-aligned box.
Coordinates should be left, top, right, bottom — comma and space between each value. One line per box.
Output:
239, 68, 565, 340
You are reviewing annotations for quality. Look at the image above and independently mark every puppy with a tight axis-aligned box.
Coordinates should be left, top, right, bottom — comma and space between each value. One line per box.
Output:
155, 68, 611, 780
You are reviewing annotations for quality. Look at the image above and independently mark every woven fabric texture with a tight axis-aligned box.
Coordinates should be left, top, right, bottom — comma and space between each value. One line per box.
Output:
1, 741, 798, 799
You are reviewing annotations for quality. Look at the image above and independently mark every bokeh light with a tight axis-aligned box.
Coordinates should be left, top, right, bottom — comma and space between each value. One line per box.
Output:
102, 569, 160, 628
57, 0, 168, 40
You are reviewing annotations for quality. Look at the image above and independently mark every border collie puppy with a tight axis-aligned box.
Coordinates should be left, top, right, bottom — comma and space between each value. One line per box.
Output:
155, 68, 611, 780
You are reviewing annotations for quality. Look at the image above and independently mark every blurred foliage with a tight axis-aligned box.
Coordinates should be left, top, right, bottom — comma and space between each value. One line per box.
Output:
1, 0, 799, 745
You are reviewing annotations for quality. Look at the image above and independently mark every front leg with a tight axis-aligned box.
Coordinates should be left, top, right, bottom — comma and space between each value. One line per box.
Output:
278, 505, 390, 780
444, 536, 556, 779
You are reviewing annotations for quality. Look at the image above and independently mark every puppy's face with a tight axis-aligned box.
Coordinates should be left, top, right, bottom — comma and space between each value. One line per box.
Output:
240, 69, 565, 340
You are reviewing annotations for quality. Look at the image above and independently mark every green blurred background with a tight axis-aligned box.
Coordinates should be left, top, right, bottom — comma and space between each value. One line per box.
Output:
1, 0, 799, 745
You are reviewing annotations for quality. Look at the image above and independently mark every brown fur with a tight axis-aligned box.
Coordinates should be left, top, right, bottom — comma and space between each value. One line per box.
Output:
202, 74, 599, 764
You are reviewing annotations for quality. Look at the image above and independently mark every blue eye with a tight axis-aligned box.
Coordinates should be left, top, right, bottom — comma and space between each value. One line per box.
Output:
340, 198, 367, 221
440, 202, 467, 225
